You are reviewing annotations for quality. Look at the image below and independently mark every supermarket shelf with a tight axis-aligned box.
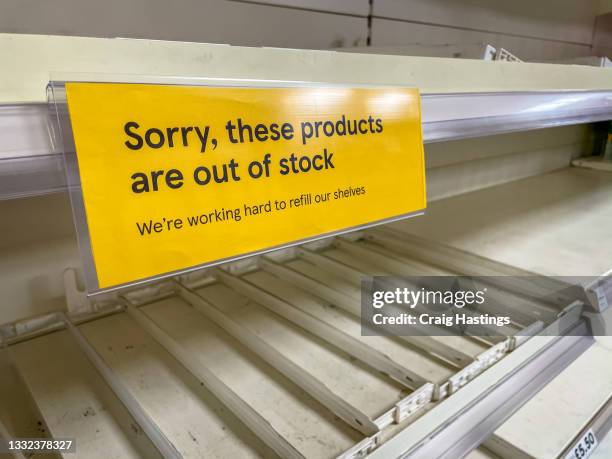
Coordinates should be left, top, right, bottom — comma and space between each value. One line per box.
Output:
559, 395, 612, 459
1, 89, 611, 200
390, 167, 612, 312
0, 228, 581, 458
422, 90, 612, 142
485, 337, 612, 459
2, 32, 610, 459
369, 320, 593, 459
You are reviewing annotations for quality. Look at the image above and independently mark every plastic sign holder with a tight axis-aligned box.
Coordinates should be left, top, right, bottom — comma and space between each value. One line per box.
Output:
48, 77, 426, 294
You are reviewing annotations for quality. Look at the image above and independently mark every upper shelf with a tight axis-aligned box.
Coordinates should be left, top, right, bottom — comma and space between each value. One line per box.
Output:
1, 33, 611, 200
1, 89, 611, 200
421, 90, 612, 142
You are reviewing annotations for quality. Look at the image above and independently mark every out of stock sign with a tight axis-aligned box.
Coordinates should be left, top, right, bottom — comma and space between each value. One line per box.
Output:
64, 82, 426, 290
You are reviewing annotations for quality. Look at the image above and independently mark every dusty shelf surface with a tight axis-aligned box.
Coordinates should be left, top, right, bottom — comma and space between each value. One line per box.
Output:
489, 336, 612, 458
0, 351, 57, 459
393, 167, 612, 282
138, 295, 360, 457
80, 311, 281, 458
9, 329, 162, 459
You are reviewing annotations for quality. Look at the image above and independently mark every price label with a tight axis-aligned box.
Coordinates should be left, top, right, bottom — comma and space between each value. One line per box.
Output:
565, 429, 598, 459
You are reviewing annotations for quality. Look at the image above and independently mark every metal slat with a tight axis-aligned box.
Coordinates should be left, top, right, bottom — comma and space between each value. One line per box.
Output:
297, 247, 364, 284
337, 383, 436, 459
368, 228, 572, 310
215, 268, 429, 390
0, 345, 61, 459
261, 258, 361, 314
124, 303, 304, 459
368, 228, 571, 323
295, 247, 477, 368
62, 315, 182, 459
312, 241, 510, 345
174, 280, 379, 436
263, 255, 475, 368
332, 238, 531, 343
334, 238, 442, 277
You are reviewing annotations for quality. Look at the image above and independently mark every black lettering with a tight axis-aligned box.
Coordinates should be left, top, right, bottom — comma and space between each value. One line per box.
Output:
312, 154, 324, 170
166, 127, 179, 147
301, 122, 313, 145
131, 172, 149, 193
269, 123, 280, 141
145, 128, 164, 149
248, 160, 264, 178
281, 123, 294, 140
193, 166, 211, 185
324, 149, 334, 168
279, 158, 290, 175
299, 155, 311, 172
314, 121, 323, 137
368, 115, 375, 132
165, 169, 184, 189
228, 159, 241, 181
150, 170, 164, 191
254, 124, 268, 142
322, 121, 334, 136
335, 115, 346, 136
226, 120, 238, 143
181, 126, 193, 146
289, 153, 300, 173
358, 119, 368, 134
194, 126, 209, 153
213, 164, 229, 183
237, 118, 253, 143
136, 220, 154, 235
124, 121, 143, 150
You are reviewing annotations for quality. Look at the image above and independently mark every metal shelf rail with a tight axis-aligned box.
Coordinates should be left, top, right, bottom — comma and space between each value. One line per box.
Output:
1, 90, 611, 199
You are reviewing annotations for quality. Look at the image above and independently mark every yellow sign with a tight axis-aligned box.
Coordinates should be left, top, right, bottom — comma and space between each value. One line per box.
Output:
65, 82, 426, 289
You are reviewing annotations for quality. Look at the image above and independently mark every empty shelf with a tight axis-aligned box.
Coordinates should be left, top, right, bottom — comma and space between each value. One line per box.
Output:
487, 337, 612, 458
9, 330, 161, 459
391, 167, 612, 309
0, 225, 596, 458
